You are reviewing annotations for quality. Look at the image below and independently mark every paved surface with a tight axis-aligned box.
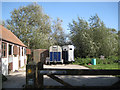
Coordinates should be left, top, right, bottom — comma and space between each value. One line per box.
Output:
2, 66, 26, 89
44, 64, 120, 86
2, 64, 120, 88
44, 64, 89, 69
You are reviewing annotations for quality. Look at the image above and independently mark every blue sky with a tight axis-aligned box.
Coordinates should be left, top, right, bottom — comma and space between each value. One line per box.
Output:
2, 2, 118, 34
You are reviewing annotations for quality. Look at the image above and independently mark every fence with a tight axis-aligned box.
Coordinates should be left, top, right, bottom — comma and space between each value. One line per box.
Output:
26, 62, 120, 89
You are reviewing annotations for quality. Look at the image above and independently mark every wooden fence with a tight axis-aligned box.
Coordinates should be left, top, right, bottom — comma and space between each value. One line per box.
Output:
26, 62, 120, 89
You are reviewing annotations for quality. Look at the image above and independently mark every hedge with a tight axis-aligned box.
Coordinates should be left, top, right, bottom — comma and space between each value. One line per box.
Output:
73, 56, 119, 65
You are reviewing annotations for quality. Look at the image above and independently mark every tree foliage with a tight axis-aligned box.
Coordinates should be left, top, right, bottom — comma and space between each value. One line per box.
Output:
6, 3, 53, 49
6, 3, 67, 49
0, 20, 6, 27
52, 18, 67, 46
69, 14, 118, 58
5, 3, 118, 58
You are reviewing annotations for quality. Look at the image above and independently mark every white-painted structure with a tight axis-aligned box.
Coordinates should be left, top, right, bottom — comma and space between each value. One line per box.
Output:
1, 25, 27, 76
49, 45, 63, 63
62, 45, 74, 62
2, 42, 27, 76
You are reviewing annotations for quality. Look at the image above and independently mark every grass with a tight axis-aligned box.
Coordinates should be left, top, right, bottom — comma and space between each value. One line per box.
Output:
84, 63, 120, 77
72, 57, 120, 77
85, 63, 119, 69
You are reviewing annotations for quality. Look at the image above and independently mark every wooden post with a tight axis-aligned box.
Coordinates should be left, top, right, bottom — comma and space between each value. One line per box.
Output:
27, 55, 29, 64
37, 62, 43, 89
26, 63, 36, 88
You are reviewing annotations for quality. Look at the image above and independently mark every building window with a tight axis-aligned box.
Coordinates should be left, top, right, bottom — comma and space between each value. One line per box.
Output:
22, 47, 23, 56
9, 44, 12, 55
13, 45, 18, 56
2, 42, 7, 58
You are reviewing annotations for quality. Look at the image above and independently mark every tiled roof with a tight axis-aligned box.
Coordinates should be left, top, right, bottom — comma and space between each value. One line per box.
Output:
0, 25, 27, 47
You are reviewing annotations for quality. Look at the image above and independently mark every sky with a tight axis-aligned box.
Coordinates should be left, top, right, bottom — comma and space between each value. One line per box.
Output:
2, 2, 118, 34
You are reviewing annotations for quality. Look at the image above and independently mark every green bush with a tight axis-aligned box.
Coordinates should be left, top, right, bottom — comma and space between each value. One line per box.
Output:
107, 56, 118, 64
107, 56, 118, 60
96, 58, 109, 64
74, 57, 91, 65
74, 56, 118, 65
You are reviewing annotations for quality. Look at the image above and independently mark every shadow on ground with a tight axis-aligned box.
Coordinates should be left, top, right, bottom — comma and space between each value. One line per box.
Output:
44, 75, 120, 86
2, 72, 26, 89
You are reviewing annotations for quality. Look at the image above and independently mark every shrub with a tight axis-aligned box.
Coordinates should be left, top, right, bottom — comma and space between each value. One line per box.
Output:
74, 57, 91, 65
108, 56, 118, 61
107, 56, 118, 64
74, 56, 118, 65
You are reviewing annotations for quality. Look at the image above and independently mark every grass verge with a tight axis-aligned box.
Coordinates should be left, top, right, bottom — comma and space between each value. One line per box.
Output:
84, 63, 119, 69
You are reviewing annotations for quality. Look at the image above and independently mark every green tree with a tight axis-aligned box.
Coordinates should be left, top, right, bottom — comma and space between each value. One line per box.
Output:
6, 3, 52, 49
69, 14, 118, 58
89, 14, 118, 57
69, 17, 96, 57
52, 18, 67, 46
0, 20, 6, 27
